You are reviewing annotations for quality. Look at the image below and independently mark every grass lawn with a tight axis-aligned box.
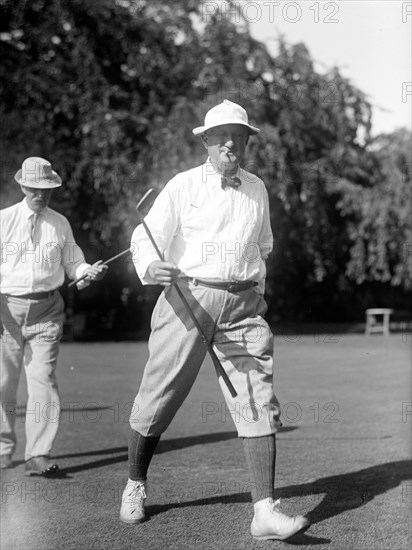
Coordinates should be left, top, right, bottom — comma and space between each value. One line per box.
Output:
1, 333, 411, 550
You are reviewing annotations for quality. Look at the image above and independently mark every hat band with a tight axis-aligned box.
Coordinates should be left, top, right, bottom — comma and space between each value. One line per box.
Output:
21, 175, 59, 183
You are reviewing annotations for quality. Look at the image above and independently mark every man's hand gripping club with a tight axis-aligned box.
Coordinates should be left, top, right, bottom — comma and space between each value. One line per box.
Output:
147, 261, 181, 286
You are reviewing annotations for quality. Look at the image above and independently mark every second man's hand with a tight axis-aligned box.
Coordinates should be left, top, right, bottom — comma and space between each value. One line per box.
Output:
85, 260, 109, 282
147, 260, 181, 286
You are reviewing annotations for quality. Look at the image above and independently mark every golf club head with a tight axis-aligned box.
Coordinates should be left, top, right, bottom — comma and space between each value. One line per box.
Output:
136, 188, 158, 220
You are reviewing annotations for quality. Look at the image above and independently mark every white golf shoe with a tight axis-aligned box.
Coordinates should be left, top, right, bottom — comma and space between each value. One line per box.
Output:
251, 498, 310, 540
119, 479, 147, 524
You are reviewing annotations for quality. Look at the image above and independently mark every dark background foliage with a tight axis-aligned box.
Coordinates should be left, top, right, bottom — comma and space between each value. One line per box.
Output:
1, 0, 410, 338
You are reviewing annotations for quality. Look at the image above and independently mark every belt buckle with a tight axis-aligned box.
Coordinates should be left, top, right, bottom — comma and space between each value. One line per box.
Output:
227, 280, 238, 292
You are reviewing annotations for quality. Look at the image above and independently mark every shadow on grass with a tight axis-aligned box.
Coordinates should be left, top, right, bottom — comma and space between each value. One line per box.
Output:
55, 431, 240, 474
145, 494, 329, 546
13, 405, 117, 418
144, 459, 410, 546
280, 459, 411, 525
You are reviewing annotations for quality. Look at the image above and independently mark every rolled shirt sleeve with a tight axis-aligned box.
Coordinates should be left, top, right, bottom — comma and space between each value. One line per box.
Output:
255, 187, 274, 295
131, 184, 179, 284
61, 222, 90, 282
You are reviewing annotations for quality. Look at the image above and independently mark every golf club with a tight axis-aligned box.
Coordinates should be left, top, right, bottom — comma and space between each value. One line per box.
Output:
135, 189, 238, 398
68, 249, 130, 288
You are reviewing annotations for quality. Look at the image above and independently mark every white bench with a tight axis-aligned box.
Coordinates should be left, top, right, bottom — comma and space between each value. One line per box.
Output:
365, 308, 394, 336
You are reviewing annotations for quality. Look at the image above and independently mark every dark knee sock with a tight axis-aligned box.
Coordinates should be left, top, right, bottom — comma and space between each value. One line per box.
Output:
129, 429, 160, 481
242, 434, 276, 503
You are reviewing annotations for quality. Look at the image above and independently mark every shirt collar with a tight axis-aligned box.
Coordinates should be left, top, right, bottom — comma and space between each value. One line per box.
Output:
204, 158, 241, 181
21, 198, 47, 219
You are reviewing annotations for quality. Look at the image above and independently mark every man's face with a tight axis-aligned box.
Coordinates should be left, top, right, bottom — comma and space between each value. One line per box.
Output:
21, 186, 53, 213
202, 123, 249, 174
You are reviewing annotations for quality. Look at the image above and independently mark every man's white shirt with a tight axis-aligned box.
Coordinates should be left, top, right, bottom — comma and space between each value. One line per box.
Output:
0, 198, 90, 294
131, 160, 273, 294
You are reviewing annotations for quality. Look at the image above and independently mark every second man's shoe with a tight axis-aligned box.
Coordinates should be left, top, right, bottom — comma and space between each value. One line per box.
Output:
251, 498, 310, 540
120, 479, 147, 524
0, 454, 12, 469
25, 456, 59, 477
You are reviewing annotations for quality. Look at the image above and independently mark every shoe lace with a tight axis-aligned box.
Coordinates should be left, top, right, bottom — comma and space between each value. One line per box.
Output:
268, 499, 295, 525
126, 482, 146, 504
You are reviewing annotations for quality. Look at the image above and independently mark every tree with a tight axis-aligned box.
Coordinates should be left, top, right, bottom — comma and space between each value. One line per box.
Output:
342, 128, 411, 289
1, 0, 409, 329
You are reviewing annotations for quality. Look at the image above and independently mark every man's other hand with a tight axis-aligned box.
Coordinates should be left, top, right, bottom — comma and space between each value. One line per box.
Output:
147, 261, 181, 285
85, 260, 108, 282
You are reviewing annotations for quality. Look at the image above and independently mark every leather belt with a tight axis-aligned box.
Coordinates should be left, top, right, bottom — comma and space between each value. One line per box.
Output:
2, 290, 57, 300
185, 277, 258, 293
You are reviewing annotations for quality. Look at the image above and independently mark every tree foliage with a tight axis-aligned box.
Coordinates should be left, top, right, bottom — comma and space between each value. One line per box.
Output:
0, 0, 410, 325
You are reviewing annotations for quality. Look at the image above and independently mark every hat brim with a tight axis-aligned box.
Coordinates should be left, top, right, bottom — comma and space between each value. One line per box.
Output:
14, 170, 62, 189
192, 121, 260, 136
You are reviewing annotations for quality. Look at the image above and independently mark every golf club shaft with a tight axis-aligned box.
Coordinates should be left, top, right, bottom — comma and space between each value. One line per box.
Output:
68, 249, 130, 288
136, 211, 238, 398
173, 284, 237, 398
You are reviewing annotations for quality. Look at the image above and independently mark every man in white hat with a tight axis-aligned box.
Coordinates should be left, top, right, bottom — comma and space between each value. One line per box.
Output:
121, 101, 310, 540
0, 157, 107, 475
